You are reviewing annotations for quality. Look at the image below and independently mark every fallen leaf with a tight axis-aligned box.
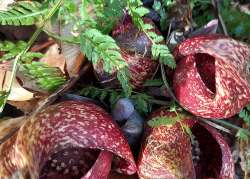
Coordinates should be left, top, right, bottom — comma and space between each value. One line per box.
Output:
39, 44, 66, 73
2, 71, 34, 101
8, 96, 47, 114
0, 116, 25, 142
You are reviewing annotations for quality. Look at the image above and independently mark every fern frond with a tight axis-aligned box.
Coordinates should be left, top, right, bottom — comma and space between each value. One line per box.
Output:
0, 1, 47, 26
152, 44, 176, 68
127, 0, 176, 68
21, 62, 66, 92
236, 129, 249, 141
239, 105, 250, 127
80, 28, 132, 95
80, 86, 121, 107
80, 86, 169, 115
0, 41, 44, 62
80, 28, 128, 71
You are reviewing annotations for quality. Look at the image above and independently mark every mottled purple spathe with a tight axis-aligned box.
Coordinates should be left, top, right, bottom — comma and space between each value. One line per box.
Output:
173, 35, 250, 119
138, 109, 235, 179
0, 101, 137, 179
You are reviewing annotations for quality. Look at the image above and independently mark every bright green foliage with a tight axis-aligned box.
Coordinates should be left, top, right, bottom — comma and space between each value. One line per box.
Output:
0, 91, 9, 110
0, 1, 46, 26
128, 0, 176, 68
95, 0, 126, 34
80, 86, 161, 114
236, 129, 249, 141
130, 93, 153, 114
21, 62, 66, 92
148, 115, 179, 127
80, 86, 122, 106
0, 38, 64, 95
221, 6, 250, 39
80, 28, 132, 96
117, 68, 132, 97
80, 28, 128, 72
143, 78, 163, 87
152, 44, 175, 68
0, 41, 44, 63
80, 0, 126, 33
239, 105, 250, 127
237, 104, 250, 141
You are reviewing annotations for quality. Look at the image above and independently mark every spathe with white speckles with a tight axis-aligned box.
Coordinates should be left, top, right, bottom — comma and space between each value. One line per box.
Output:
137, 109, 235, 179
173, 35, 250, 119
0, 100, 137, 179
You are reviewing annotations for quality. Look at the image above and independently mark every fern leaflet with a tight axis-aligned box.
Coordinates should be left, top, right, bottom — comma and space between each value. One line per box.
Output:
0, 1, 47, 26
127, 0, 176, 68
21, 62, 66, 92
80, 28, 132, 95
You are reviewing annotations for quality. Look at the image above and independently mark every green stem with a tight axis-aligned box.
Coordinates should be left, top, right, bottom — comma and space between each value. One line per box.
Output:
0, 0, 64, 113
213, 119, 250, 136
160, 64, 178, 102
43, 29, 80, 44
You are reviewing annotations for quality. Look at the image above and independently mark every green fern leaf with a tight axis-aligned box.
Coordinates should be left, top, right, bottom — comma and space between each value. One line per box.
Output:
236, 129, 249, 141
0, 40, 44, 62
239, 108, 250, 127
127, 0, 176, 68
152, 44, 176, 68
0, 1, 47, 26
80, 86, 158, 115
21, 62, 66, 92
80, 28, 131, 95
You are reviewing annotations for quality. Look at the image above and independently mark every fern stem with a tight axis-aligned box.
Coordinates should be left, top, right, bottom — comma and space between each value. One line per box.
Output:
0, 0, 64, 113
43, 29, 80, 44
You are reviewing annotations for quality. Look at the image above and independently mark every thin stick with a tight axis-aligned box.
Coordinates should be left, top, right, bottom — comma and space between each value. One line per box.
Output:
160, 64, 178, 102
212, 0, 228, 35
196, 118, 231, 134
30, 40, 55, 52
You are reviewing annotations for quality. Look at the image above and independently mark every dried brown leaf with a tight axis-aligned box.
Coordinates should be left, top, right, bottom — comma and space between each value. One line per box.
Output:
39, 44, 66, 73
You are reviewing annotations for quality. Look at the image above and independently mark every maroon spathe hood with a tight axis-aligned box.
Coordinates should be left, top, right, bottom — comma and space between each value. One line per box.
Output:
173, 35, 250, 119
0, 100, 136, 178
93, 16, 158, 89
137, 109, 196, 179
137, 109, 235, 179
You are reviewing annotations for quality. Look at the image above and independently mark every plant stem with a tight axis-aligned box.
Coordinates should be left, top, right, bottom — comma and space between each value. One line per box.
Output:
0, 0, 64, 113
43, 29, 80, 44
213, 119, 250, 135
160, 64, 178, 102
196, 117, 250, 136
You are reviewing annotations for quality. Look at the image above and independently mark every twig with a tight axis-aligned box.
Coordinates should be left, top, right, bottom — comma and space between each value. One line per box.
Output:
30, 39, 55, 52
196, 117, 231, 134
160, 64, 178, 102
212, 0, 228, 35
197, 117, 250, 136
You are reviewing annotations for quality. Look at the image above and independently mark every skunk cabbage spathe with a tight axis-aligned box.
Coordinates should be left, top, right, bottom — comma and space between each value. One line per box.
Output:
173, 35, 250, 119
0, 100, 136, 179
138, 109, 235, 179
